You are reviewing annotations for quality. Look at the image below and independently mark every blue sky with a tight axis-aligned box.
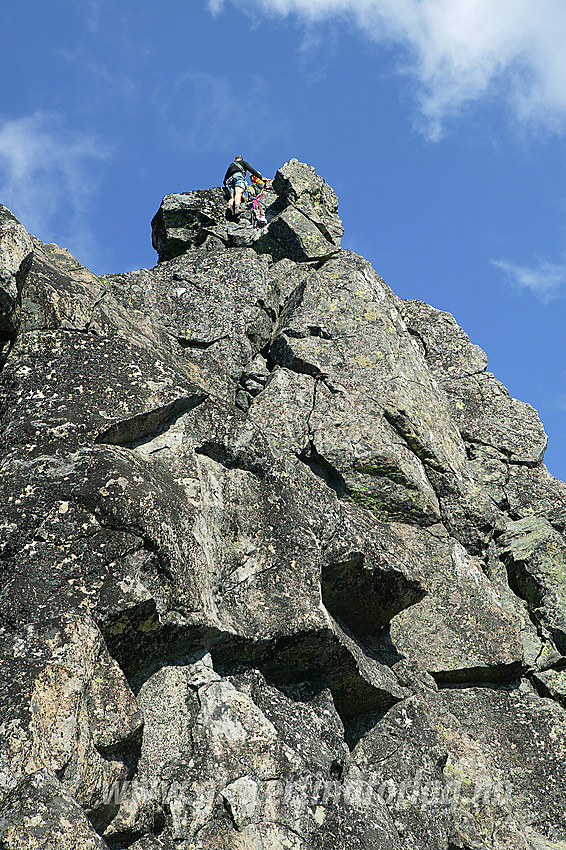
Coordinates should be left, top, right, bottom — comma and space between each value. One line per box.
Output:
2, 0, 566, 480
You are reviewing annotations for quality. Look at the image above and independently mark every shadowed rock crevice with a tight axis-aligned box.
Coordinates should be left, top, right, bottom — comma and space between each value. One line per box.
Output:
84, 286, 110, 333
530, 661, 566, 708
270, 332, 331, 380
94, 394, 208, 448
407, 327, 428, 358
275, 279, 308, 330
432, 663, 525, 686
94, 520, 176, 586
102, 620, 405, 738
297, 441, 347, 497
195, 439, 270, 478
254, 626, 406, 725
383, 407, 445, 471
235, 364, 272, 412
286, 325, 334, 340
321, 551, 426, 635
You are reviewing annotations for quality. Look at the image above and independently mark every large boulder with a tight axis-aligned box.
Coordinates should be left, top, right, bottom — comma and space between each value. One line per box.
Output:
0, 615, 142, 833
272, 158, 343, 246
441, 683, 566, 845
250, 251, 463, 528
383, 523, 524, 683
105, 247, 275, 402
401, 298, 548, 465
506, 464, 566, 533
104, 653, 401, 848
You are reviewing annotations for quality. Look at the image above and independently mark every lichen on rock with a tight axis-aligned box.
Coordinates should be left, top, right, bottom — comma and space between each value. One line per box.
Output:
2, 161, 566, 849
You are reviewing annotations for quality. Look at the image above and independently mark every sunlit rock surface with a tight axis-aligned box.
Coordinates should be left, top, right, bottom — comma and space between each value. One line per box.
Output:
1, 160, 566, 849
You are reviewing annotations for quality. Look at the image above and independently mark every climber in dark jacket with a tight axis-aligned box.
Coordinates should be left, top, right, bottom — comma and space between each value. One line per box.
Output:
223, 155, 263, 217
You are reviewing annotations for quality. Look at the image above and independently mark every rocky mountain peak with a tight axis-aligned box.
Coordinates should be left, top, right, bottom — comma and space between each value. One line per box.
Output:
151, 158, 343, 262
1, 162, 566, 849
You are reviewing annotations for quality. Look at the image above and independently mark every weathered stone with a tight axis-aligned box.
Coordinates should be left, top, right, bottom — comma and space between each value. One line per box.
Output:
254, 204, 340, 262
465, 442, 509, 507
0, 614, 141, 835
402, 298, 550, 499
441, 684, 566, 844
506, 463, 566, 533
0, 204, 35, 275
107, 652, 401, 848
350, 694, 456, 850
349, 685, 541, 850
0, 329, 206, 460
1, 305, 406, 734
105, 246, 274, 403
273, 158, 343, 245
385, 523, 524, 682
443, 371, 548, 464
151, 188, 229, 260
425, 461, 507, 556
2, 160, 566, 849
424, 686, 544, 849
401, 298, 548, 463
498, 516, 566, 653
0, 205, 35, 343
400, 298, 488, 380
251, 251, 468, 527
19, 243, 105, 332
0, 770, 108, 849
486, 542, 561, 670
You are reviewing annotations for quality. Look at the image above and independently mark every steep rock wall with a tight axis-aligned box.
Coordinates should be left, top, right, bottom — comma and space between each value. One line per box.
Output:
1, 161, 566, 849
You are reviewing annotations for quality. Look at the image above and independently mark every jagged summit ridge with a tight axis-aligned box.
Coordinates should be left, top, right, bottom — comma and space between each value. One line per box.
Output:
151, 158, 343, 262
0, 162, 566, 849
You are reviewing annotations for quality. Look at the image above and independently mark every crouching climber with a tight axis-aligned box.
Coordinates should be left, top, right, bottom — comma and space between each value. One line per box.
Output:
223, 155, 264, 218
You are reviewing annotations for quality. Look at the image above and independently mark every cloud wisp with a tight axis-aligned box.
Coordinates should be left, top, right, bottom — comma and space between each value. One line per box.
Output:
208, 0, 566, 139
0, 111, 110, 267
492, 258, 566, 303
160, 70, 286, 155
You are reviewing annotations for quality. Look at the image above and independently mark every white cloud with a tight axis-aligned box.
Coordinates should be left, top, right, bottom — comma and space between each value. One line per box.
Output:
209, 0, 566, 138
160, 71, 286, 154
492, 258, 566, 303
168, 72, 247, 152
207, 0, 225, 14
0, 112, 110, 267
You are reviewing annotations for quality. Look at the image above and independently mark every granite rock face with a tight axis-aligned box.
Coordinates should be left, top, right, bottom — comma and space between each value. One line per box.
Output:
0, 204, 35, 361
1, 160, 566, 849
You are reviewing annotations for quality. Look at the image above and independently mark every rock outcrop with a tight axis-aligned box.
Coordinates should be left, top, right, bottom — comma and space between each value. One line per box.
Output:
1, 159, 566, 849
